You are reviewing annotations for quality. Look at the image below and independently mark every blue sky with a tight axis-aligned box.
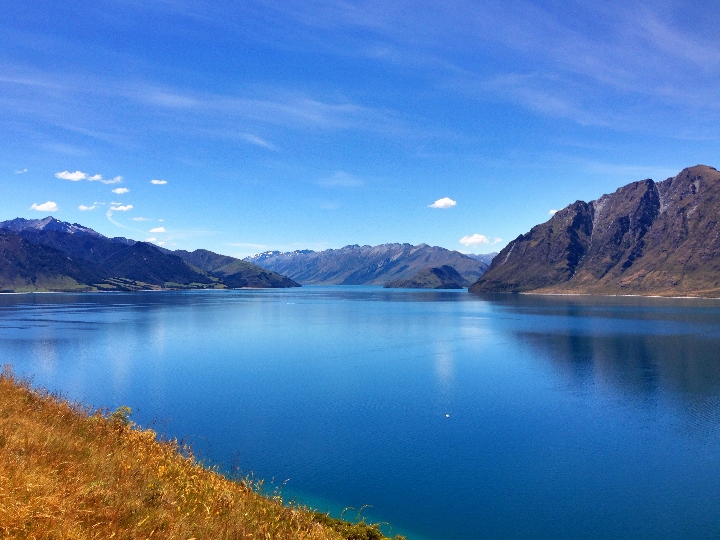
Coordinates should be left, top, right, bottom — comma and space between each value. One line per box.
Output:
3, 1, 720, 257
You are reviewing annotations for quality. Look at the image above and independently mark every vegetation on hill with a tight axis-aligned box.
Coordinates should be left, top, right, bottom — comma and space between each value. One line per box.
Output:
0, 367, 403, 540
384, 265, 468, 289
0, 231, 107, 292
174, 248, 300, 288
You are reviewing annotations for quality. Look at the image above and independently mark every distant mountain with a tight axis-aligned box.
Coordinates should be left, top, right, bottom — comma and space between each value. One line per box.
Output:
174, 249, 300, 288
384, 265, 467, 289
0, 230, 108, 292
0, 216, 104, 237
465, 252, 497, 265
0, 217, 300, 291
471, 165, 720, 297
245, 243, 489, 286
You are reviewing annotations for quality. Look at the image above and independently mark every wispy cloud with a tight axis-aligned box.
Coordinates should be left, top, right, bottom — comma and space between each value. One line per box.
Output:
139, 86, 402, 133
149, 226, 166, 233
132, 217, 153, 221
316, 171, 363, 188
109, 204, 133, 211
240, 133, 277, 150
112, 187, 130, 194
91, 175, 123, 184
15, 168, 27, 174
429, 197, 456, 209
150, 179, 167, 185
79, 204, 97, 211
30, 201, 58, 212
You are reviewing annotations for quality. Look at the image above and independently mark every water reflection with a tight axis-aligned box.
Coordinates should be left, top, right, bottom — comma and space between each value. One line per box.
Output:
3, 288, 720, 540
520, 329, 720, 409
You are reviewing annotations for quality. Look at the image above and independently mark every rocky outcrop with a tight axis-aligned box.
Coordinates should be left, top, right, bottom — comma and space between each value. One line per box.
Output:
470, 165, 720, 297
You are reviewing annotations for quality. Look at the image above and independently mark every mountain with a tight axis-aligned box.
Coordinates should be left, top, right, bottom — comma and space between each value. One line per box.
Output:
0, 217, 300, 291
0, 216, 104, 237
173, 249, 300, 288
245, 244, 490, 285
0, 230, 109, 292
384, 265, 468, 289
470, 165, 720, 297
465, 252, 497, 265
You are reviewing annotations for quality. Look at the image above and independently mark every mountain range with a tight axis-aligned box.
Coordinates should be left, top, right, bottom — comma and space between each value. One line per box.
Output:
470, 165, 720, 297
0, 217, 299, 292
246, 244, 492, 286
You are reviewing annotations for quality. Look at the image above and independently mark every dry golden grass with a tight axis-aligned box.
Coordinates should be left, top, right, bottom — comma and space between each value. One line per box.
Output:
0, 367, 402, 540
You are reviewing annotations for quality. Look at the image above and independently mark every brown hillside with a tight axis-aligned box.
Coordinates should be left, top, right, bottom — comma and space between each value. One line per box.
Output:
470, 165, 720, 297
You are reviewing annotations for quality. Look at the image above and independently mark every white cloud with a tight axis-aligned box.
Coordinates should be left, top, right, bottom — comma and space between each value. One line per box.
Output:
109, 204, 133, 211
30, 201, 58, 212
158, 219, 165, 222
15, 168, 27, 174
493, 237, 503, 244
112, 187, 130, 194
78, 204, 96, 211
132, 217, 152, 221
55, 170, 87, 181
145, 237, 158, 242
460, 234, 489, 246
429, 197, 457, 209
549, 209, 558, 215
55, 171, 123, 184
149, 227, 167, 233
150, 179, 167, 185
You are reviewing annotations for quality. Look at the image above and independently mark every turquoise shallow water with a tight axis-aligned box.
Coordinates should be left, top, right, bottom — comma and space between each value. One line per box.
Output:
2, 287, 720, 539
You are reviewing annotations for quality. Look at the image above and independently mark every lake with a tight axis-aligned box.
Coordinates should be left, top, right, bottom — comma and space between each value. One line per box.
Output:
2, 287, 720, 539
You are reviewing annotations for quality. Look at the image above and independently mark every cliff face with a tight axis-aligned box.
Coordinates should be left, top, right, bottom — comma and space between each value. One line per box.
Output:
470, 165, 720, 297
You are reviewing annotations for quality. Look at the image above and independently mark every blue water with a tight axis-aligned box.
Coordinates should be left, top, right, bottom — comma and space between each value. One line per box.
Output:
2, 287, 720, 539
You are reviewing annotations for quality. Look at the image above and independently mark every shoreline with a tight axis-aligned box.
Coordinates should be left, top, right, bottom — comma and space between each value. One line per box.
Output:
0, 368, 403, 540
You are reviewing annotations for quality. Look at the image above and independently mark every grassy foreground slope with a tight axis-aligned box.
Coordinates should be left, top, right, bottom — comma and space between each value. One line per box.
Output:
0, 368, 402, 540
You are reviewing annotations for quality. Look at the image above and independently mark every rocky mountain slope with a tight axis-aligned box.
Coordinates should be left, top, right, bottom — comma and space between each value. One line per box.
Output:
0, 217, 299, 291
246, 244, 489, 285
384, 265, 468, 289
470, 165, 720, 297
0, 216, 104, 237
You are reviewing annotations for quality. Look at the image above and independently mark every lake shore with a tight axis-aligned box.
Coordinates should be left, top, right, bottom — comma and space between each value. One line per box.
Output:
0, 367, 402, 540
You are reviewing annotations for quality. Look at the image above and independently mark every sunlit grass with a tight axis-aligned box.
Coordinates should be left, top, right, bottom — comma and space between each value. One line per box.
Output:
0, 366, 404, 540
